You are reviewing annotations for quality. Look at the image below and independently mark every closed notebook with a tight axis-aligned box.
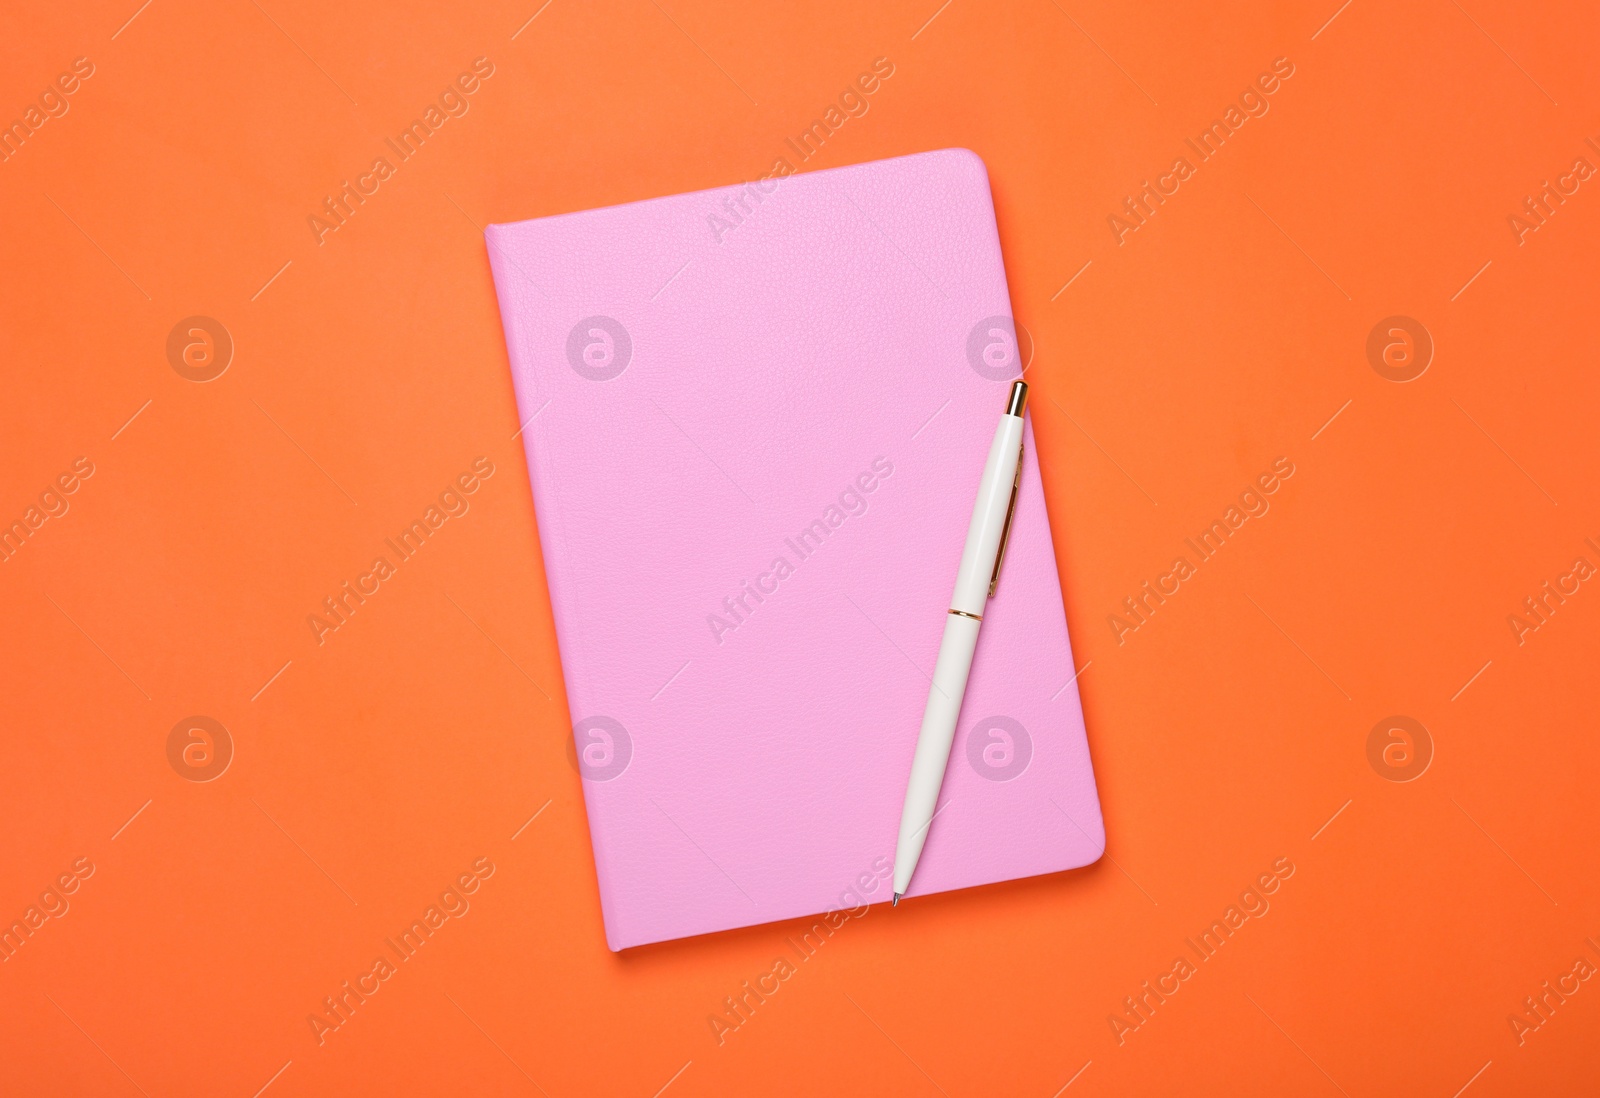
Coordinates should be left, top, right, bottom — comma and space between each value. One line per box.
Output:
485, 148, 1103, 951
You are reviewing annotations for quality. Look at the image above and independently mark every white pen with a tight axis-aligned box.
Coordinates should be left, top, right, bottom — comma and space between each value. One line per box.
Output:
893, 380, 1028, 904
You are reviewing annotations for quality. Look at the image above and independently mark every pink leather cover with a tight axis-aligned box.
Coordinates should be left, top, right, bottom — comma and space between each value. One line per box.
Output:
486, 149, 1103, 950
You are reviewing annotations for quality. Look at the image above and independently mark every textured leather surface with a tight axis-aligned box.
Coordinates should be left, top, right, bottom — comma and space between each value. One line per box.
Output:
486, 149, 1102, 950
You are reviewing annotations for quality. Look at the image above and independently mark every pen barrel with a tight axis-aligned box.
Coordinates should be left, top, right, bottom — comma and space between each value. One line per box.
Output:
949, 413, 1026, 615
893, 612, 981, 895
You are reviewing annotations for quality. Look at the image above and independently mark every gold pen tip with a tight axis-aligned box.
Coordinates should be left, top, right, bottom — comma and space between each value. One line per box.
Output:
1006, 380, 1028, 416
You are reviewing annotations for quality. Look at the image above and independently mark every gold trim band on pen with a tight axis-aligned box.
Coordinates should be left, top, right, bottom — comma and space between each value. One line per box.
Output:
1005, 379, 1029, 417
948, 609, 982, 621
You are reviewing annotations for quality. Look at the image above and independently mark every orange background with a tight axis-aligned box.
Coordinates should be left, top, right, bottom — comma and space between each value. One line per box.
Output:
3, 0, 1598, 1094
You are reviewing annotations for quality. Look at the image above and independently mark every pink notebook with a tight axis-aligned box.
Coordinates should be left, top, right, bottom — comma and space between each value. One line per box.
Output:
486, 149, 1103, 950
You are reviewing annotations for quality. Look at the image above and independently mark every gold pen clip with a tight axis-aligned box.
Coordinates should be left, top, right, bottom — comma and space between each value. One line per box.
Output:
988, 439, 1024, 598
